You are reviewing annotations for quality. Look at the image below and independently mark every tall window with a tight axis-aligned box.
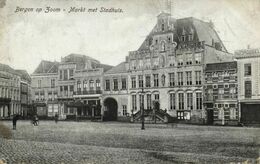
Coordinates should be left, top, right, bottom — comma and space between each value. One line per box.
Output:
139, 94, 144, 110
147, 94, 152, 110
195, 53, 201, 64
83, 80, 87, 91
138, 75, 143, 88
244, 64, 251, 76
178, 93, 184, 110
196, 93, 202, 110
59, 70, 62, 80
69, 85, 74, 93
113, 79, 118, 91
105, 80, 110, 91
154, 94, 159, 101
96, 79, 101, 90
187, 93, 193, 110
69, 69, 73, 79
154, 74, 159, 87
177, 72, 183, 86
161, 23, 165, 31
132, 95, 137, 111
89, 80, 94, 91
186, 71, 192, 85
122, 105, 127, 116
77, 81, 81, 91
145, 75, 151, 87
121, 78, 126, 90
169, 73, 175, 86
245, 81, 252, 98
38, 80, 41, 88
51, 79, 55, 88
64, 70, 68, 80
64, 86, 68, 96
195, 71, 201, 85
131, 77, 136, 88
170, 93, 175, 110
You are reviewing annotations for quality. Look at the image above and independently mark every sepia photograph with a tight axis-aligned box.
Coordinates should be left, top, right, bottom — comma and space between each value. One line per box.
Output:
0, 0, 260, 163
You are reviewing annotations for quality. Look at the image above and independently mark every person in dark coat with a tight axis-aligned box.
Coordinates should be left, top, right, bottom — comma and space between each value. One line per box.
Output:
12, 114, 19, 130
54, 113, 58, 123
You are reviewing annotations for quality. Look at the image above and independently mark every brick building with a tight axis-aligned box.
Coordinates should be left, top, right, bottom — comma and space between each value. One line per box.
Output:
204, 62, 238, 125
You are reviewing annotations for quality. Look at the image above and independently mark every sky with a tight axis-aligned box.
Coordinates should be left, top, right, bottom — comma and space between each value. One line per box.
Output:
0, 0, 260, 74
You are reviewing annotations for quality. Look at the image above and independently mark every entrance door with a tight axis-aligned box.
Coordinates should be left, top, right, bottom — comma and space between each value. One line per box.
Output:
207, 109, 214, 125
104, 98, 118, 121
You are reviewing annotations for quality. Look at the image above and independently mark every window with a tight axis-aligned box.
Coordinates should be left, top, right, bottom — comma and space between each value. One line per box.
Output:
187, 93, 193, 110
196, 93, 202, 110
83, 80, 88, 91
178, 93, 184, 110
139, 94, 144, 110
69, 85, 74, 92
145, 75, 151, 88
59, 70, 62, 80
245, 81, 252, 98
154, 94, 159, 101
177, 72, 183, 86
113, 79, 118, 91
186, 71, 192, 85
38, 80, 41, 88
105, 80, 110, 91
69, 69, 73, 79
161, 42, 166, 51
177, 111, 184, 120
147, 94, 152, 110
188, 34, 193, 41
51, 79, 55, 88
195, 71, 201, 85
170, 93, 175, 110
244, 64, 251, 76
169, 73, 175, 86
96, 80, 101, 90
122, 105, 127, 116
121, 78, 126, 90
131, 77, 136, 88
153, 74, 159, 87
64, 70, 68, 80
77, 81, 81, 91
161, 23, 165, 31
181, 35, 185, 42
132, 95, 137, 111
195, 53, 201, 64
64, 86, 68, 96
138, 75, 143, 88
230, 108, 236, 119
60, 86, 63, 93
89, 80, 94, 91
186, 53, 193, 65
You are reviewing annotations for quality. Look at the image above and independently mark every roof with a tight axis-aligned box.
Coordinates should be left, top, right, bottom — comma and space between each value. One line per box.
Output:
0, 63, 20, 76
205, 61, 237, 72
137, 15, 227, 52
33, 60, 59, 74
62, 54, 99, 64
105, 62, 127, 74
16, 70, 31, 82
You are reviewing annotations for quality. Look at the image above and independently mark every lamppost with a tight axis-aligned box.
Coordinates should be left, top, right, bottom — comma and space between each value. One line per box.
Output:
141, 67, 145, 130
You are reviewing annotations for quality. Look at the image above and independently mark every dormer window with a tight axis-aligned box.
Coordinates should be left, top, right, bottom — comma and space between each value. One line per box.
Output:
181, 35, 185, 42
161, 41, 166, 51
161, 23, 165, 31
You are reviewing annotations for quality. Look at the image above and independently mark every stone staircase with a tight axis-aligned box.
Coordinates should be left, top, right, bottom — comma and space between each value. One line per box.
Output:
132, 109, 173, 123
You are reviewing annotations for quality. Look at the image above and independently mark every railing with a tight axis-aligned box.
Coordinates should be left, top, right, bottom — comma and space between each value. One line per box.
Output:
73, 90, 102, 95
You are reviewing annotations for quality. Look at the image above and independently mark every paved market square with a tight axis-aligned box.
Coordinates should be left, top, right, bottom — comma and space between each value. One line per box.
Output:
0, 121, 259, 163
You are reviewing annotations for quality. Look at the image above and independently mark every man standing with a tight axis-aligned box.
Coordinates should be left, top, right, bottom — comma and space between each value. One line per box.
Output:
12, 114, 19, 130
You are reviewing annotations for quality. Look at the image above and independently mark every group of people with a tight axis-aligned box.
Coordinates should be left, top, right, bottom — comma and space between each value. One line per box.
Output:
12, 113, 59, 130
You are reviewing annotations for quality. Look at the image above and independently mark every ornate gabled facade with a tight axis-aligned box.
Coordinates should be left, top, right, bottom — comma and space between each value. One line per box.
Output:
204, 62, 238, 125
120, 12, 233, 123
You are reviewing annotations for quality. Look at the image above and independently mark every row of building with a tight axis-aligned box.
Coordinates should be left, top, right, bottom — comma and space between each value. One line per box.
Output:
0, 12, 259, 125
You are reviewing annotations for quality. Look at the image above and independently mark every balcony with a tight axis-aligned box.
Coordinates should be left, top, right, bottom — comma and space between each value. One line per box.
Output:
73, 90, 102, 95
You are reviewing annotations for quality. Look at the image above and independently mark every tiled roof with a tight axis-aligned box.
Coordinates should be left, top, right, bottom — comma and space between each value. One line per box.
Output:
16, 70, 31, 82
138, 16, 227, 52
33, 60, 59, 74
105, 62, 127, 74
0, 63, 15, 74
205, 61, 237, 72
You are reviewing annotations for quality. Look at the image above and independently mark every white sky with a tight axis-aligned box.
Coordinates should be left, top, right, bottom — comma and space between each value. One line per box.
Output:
0, 0, 260, 74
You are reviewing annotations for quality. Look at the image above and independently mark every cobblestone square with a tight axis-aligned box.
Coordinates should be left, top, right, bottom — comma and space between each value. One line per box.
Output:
0, 121, 259, 163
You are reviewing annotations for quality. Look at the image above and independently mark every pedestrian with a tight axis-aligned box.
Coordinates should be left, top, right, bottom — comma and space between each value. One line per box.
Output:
33, 115, 39, 126
12, 114, 19, 130
54, 113, 58, 123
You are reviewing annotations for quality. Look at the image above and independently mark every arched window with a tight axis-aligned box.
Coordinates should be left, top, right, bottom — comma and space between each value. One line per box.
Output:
161, 42, 166, 51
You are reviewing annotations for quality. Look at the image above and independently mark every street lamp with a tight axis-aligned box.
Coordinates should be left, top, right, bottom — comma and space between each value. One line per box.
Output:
141, 69, 145, 130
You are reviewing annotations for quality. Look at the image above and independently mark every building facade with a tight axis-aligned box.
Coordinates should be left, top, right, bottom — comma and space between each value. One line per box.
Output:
204, 62, 238, 125
235, 48, 260, 125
